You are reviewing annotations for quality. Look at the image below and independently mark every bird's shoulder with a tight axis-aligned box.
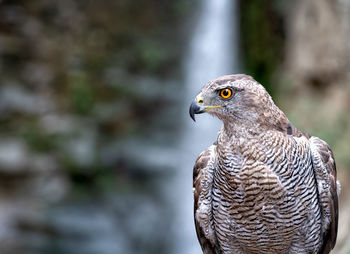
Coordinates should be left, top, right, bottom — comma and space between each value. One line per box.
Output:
193, 144, 217, 187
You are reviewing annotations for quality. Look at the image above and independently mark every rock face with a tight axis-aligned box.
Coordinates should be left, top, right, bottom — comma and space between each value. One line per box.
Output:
285, 0, 350, 88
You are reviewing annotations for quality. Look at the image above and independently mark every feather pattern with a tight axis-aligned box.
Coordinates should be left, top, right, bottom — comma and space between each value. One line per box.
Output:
191, 74, 339, 254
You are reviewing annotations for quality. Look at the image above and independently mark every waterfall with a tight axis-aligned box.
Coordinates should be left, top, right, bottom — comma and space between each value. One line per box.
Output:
174, 0, 238, 253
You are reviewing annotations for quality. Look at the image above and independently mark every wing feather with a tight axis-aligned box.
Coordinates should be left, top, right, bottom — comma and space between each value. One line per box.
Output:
309, 136, 339, 254
193, 145, 219, 254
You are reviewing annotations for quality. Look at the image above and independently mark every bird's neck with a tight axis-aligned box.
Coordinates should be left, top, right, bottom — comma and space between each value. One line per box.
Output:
220, 121, 260, 143
220, 109, 292, 141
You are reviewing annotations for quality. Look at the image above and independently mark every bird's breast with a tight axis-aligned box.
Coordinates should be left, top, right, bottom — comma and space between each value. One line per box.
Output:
212, 132, 321, 253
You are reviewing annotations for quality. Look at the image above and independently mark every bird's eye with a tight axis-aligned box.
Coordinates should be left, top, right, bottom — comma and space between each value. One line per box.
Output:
220, 88, 232, 99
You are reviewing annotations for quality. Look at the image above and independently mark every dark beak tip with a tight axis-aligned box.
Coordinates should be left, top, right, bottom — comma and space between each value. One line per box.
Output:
190, 114, 196, 122
189, 101, 205, 122
189, 101, 199, 122
189, 103, 196, 122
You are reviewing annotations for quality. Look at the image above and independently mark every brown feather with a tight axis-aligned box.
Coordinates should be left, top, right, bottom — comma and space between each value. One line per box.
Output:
193, 147, 220, 254
310, 137, 339, 254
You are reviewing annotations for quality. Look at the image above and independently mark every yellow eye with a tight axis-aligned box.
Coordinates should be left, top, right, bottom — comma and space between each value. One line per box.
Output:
220, 88, 232, 99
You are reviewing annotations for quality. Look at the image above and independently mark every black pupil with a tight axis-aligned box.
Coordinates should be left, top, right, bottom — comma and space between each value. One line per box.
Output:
223, 89, 229, 96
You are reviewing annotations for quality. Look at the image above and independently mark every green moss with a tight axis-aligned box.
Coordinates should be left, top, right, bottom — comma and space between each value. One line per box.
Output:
19, 122, 60, 153
136, 40, 167, 73
173, 0, 193, 15
95, 169, 115, 192
68, 74, 95, 115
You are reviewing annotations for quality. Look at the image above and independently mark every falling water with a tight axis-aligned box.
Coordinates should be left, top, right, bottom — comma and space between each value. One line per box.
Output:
174, 0, 238, 253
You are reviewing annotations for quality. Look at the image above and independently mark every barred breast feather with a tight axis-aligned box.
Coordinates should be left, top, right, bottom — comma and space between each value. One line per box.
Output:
193, 129, 339, 254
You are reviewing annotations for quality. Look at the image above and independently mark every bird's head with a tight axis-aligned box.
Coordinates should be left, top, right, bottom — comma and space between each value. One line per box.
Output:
189, 74, 286, 131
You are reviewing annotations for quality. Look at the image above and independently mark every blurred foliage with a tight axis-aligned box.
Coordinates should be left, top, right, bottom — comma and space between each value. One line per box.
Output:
68, 73, 95, 115
0, 0, 194, 192
0, 2, 192, 251
19, 121, 60, 153
239, 0, 287, 96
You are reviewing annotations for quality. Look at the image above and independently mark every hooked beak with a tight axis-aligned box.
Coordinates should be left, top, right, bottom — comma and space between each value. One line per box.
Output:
189, 93, 223, 121
189, 101, 206, 121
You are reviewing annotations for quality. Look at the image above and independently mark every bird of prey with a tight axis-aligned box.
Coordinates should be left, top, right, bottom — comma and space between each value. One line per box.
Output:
189, 74, 339, 254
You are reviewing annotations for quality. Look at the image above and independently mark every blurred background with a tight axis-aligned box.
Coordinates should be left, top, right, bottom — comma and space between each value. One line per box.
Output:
0, 0, 349, 253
